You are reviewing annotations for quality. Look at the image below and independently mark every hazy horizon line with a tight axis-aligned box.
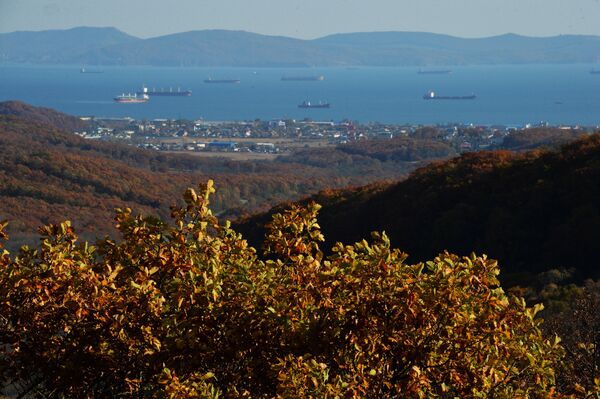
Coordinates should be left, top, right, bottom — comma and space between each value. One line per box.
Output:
3, 25, 600, 41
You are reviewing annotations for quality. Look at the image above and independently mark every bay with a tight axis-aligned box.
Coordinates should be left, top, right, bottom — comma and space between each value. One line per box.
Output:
0, 64, 599, 126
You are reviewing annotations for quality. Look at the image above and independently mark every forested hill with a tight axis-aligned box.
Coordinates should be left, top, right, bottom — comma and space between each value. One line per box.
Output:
0, 114, 359, 248
0, 102, 460, 248
238, 134, 600, 282
0, 101, 90, 132
2, 27, 600, 66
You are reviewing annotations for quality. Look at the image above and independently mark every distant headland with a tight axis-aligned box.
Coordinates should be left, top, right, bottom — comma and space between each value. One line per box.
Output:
1, 26, 599, 67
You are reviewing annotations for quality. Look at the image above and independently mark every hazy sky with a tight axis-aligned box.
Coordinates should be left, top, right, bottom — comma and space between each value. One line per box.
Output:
1, 0, 600, 39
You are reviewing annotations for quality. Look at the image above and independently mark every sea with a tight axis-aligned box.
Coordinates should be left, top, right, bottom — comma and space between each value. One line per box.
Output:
1, 64, 599, 126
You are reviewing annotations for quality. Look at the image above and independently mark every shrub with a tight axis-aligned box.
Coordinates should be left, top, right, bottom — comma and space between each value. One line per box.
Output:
0, 181, 591, 398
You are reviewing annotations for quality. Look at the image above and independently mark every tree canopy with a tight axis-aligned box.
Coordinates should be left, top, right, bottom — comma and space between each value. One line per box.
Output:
0, 182, 597, 398
239, 134, 600, 284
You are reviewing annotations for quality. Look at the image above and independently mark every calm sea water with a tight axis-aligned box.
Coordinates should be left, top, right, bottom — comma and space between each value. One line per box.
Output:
1, 64, 599, 126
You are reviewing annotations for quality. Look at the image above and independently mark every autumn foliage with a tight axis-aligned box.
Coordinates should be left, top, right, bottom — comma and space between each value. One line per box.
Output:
239, 133, 600, 285
0, 109, 454, 250
0, 182, 597, 398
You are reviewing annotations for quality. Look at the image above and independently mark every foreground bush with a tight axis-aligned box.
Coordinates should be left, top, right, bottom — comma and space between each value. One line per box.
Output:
0, 181, 593, 398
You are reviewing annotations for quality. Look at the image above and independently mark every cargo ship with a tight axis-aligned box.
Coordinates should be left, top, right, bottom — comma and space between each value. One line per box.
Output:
114, 87, 149, 103
281, 75, 325, 81
80, 66, 103, 74
114, 93, 149, 103
137, 86, 192, 96
204, 78, 241, 84
418, 69, 452, 75
298, 100, 330, 109
423, 91, 476, 100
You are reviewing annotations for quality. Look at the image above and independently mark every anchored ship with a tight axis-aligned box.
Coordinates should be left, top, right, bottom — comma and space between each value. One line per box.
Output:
80, 66, 103, 74
281, 75, 325, 81
418, 69, 452, 75
298, 100, 330, 109
137, 86, 192, 96
114, 87, 149, 103
423, 91, 476, 100
204, 78, 241, 84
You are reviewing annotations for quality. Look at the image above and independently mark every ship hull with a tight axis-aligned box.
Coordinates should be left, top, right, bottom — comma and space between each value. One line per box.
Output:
138, 91, 192, 96
298, 104, 330, 109
418, 70, 452, 75
204, 79, 240, 84
424, 95, 476, 100
423, 91, 475, 100
80, 67, 103, 74
114, 98, 148, 103
282, 75, 325, 81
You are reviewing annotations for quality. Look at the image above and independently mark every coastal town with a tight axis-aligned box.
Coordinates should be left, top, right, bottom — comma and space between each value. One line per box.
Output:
74, 115, 593, 157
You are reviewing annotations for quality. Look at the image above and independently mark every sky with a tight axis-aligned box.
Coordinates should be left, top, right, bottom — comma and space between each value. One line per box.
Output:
1, 0, 600, 39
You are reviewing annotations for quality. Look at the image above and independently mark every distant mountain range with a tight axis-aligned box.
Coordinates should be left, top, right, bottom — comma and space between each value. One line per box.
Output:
1, 26, 600, 66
